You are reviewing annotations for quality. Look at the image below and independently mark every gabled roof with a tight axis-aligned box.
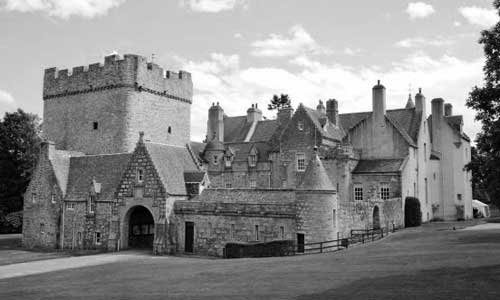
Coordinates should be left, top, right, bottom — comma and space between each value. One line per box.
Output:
352, 159, 405, 174
445, 115, 470, 142
303, 106, 345, 141
223, 116, 279, 143
49, 149, 84, 196
339, 108, 422, 145
65, 153, 132, 201
144, 142, 200, 196
225, 142, 270, 162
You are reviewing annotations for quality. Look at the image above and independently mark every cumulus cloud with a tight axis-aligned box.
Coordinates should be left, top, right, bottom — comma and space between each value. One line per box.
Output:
1, 0, 125, 19
395, 37, 453, 48
459, 6, 499, 28
406, 2, 435, 20
180, 51, 483, 141
181, 0, 244, 13
251, 25, 330, 57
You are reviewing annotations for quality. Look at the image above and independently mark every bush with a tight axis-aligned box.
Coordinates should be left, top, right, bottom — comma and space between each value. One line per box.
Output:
405, 197, 422, 227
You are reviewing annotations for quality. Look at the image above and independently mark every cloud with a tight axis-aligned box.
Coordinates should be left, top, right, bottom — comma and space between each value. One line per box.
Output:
181, 0, 244, 13
395, 37, 454, 48
459, 6, 499, 28
179, 51, 483, 142
251, 25, 330, 57
406, 2, 435, 20
1, 0, 125, 19
0, 89, 16, 116
344, 47, 362, 56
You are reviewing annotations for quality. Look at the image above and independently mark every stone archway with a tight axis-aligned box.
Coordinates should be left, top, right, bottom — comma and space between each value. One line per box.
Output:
373, 206, 381, 230
122, 205, 155, 249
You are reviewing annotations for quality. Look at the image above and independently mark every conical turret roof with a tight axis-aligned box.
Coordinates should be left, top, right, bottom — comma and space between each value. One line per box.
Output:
406, 94, 415, 108
297, 151, 335, 191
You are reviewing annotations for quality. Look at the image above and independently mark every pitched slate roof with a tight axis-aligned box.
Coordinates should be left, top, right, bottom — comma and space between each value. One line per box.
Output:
184, 171, 206, 183
303, 106, 345, 141
297, 153, 335, 191
352, 159, 405, 174
225, 142, 270, 161
339, 108, 422, 144
445, 115, 470, 142
65, 153, 132, 201
50, 149, 84, 196
223, 116, 280, 143
144, 142, 200, 195
249, 120, 279, 142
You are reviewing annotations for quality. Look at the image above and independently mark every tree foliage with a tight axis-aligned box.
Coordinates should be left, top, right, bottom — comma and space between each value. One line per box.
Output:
465, 0, 500, 209
0, 109, 41, 231
267, 94, 291, 110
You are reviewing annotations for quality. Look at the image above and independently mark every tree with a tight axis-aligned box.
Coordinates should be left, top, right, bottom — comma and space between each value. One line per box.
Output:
267, 94, 291, 110
465, 0, 500, 209
0, 109, 41, 231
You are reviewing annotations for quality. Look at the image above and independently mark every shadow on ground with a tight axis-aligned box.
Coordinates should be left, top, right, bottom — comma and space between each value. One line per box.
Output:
297, 264, 500, 300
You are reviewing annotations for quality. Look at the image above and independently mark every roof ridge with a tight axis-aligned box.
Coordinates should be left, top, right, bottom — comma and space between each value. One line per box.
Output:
385, 114, 416, 147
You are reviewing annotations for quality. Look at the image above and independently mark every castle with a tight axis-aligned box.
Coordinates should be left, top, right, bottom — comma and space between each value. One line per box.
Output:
22, 54, 473, 256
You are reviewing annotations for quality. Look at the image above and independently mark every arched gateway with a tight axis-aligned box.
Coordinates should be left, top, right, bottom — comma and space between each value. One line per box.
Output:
123, 205, 155, 249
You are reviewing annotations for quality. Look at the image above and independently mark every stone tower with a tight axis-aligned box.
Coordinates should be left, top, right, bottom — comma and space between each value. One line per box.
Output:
42, 54, 193, 155
295, 150, 337, 243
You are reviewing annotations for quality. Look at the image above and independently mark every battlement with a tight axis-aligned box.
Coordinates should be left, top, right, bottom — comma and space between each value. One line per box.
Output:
43, 54, 192, 102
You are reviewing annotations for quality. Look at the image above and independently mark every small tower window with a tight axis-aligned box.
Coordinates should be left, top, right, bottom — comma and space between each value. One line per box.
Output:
213, 155, 219, 165
137, 168, 144, 183
298, 121, 304, 131
93, 122, 98, 130
168, 126, 172, 134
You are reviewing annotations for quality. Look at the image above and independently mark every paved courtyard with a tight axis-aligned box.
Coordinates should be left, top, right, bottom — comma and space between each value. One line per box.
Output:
1, 221, 499, 299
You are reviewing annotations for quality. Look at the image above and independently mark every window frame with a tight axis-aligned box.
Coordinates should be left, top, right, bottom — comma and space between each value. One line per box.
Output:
296, 153, 306, 172
353, 184, 363, 201
297, 121, 304, 131
137, 168, 144, 183
89, 195, 96, 214
248, 154, 257, 167
380, 183, 390, 200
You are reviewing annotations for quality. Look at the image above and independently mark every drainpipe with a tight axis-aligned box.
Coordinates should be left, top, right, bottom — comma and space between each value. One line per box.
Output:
60, 201, 65, 250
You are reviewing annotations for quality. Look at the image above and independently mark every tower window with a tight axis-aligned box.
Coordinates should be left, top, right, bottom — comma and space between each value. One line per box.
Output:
93, 122, 98, 130
168, 126, 172, 134
298, 121, 304, 131
137, 168, 144, 183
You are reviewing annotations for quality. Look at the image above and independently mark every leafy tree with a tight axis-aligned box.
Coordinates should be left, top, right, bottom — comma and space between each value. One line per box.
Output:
465, 0, 500, 209
267, 94, 291, 110
467, 147, 490, 203
0, 109, 41, 231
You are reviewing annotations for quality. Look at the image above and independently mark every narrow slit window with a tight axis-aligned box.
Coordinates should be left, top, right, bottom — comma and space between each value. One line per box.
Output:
93, 122, 98, 130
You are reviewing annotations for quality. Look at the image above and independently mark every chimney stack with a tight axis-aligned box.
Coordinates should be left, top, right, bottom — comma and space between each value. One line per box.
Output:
277, 107, 294, 126
431, 98, 444, 152
444, 103, 453, 116
372, 80, 386, 127
415, 88, 425, 113
207, 102, 224, 142
246, 103, 263, 123
326, 99, 339, 126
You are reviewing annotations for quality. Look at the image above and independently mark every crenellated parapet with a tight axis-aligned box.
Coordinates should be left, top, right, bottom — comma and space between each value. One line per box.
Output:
43, 54, 193, 103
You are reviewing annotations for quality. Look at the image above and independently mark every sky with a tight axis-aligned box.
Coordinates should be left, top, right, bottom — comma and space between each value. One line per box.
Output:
0, 0, 498, 142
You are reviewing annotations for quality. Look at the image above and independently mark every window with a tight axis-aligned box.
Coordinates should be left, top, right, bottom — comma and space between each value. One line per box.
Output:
40, 223, 45, 234
95, 232, 101, 245
93, 122, 98, 130
248, 154, 257, 167
168, 126, 172, 134
250, 180, 257, 188
89, 195, 96, 213
424, 143, 427, 161
298, 121, 304, 131
296, 153, 306, 172
51, 193, 56, 204
433, 172, 436, 180
280, 226, 285, 239
32, 192, 36, 203
137, 168, 144, 183
457, 194, 462, 201
380, 183, 390, 200
354, 184, 363, 201
225, 156, 232, 168
425, 178, 428, 204
66, 202, 75, 210
231, 224, 235, 239
213, 155, 219, 165
255, 225, 259, 241
225, 183, 232, 188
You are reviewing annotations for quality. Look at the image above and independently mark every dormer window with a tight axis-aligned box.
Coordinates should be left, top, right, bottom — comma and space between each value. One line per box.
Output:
248, 154, 257, 167
137, 168, 144, 183
298, 121, 304, 131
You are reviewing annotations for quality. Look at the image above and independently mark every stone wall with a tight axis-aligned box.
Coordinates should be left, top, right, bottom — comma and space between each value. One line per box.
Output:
22, 146, 63, 249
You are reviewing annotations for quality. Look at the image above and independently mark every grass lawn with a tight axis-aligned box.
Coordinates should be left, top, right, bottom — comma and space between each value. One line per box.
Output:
1, 222, 499, 299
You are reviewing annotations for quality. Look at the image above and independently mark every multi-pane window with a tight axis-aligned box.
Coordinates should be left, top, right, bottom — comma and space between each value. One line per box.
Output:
66, 202, 75, 210
248, 154, 257, 167
250, 180, 257, 188
354, 184, 363, 201
225, 183, 232, 188
137, 168, 144, 183
89, 195, 96, 213
380, 183, 390, 200
296, 153, 306, 172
